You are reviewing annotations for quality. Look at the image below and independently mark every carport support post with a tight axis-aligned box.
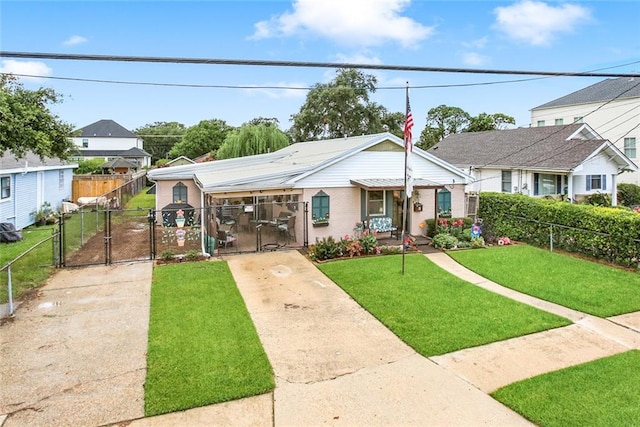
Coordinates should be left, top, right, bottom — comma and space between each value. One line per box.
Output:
549, 225, 554, 252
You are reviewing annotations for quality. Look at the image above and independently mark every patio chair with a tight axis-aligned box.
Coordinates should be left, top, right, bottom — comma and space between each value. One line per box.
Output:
217, 229, 237, 248
278, 215, 296, 242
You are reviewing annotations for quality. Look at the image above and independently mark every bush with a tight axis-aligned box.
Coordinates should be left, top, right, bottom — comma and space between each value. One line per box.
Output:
618, 183, 640, 207
185, 250, 201, 261
160, 250, 175, 261
424, 217, 473, 237
478, 192, 640, 267
432, 234, 459, 249
583, 192, 611, 207
308, 236, 340, 261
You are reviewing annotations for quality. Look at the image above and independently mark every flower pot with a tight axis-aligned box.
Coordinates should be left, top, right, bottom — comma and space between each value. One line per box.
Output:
177, 239, 185, 247
175, 218, 185, 228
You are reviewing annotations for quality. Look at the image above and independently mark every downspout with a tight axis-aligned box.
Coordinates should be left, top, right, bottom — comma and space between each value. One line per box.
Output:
201, 190, 208, 256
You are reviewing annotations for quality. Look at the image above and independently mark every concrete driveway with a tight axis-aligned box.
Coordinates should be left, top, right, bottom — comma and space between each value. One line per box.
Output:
0, 263, 151, 427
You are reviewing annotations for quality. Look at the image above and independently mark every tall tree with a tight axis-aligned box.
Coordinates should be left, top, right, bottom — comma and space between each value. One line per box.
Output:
289, 69, 402, 142
417, 105, 471, 150
134, 121, 186, 164
0, 75, 76, 159
216, 124, 290, 160
167, 119, 232, 160
465, 113, 516, 132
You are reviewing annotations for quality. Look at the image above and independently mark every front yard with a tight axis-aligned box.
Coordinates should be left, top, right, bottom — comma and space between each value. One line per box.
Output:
448, 245, 640, 317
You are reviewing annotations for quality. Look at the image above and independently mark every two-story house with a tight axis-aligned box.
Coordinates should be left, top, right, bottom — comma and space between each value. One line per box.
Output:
531, 78, 640, 184
71, 119, 151, 168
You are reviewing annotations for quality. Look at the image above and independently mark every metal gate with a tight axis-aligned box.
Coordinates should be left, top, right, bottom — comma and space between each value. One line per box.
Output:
59, 201, 309, 266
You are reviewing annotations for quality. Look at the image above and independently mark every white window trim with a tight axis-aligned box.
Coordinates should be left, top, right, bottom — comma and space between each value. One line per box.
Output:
0, 175, 11, 201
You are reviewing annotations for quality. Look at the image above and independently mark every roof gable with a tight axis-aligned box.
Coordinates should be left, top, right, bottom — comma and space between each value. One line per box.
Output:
77, 120, 138, 138
533, 78, 640, 110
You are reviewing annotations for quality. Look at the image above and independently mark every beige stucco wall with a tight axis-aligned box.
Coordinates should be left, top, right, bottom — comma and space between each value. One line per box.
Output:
154, 179, 202, 213
303, 187, 361, 243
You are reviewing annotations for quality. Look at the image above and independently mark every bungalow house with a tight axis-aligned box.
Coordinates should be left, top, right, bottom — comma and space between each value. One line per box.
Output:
147, 133, 473, 252
0, 151, 77, 229
428, 123, 637, 206
531, 77, 640, 184
71, 119, 152, 168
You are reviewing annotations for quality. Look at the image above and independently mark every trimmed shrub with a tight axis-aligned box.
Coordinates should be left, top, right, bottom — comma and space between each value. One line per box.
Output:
478, 192, 640, 267
618, 183, 640, 207
432, 234, 459, 249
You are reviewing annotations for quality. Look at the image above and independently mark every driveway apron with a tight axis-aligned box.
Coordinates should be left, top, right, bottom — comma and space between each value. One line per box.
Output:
226, 250, 532, 426
0, 263, 151, 427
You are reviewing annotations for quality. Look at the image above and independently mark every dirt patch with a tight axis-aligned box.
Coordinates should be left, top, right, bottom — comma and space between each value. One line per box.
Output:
65, 216, 150, 265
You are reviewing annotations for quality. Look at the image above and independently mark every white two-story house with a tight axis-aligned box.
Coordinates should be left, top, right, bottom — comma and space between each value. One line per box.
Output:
531, 77, 640, 184
71, 119, 151, 168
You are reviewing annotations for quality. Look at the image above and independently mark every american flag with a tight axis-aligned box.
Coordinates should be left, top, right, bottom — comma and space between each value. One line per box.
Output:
404, 94, 414, 151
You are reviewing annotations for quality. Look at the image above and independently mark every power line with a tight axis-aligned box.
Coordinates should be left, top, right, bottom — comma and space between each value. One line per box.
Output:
1, 51, 639, 78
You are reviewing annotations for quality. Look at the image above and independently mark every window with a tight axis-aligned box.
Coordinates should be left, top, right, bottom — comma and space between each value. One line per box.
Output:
501, 170, 512, 193
534, 173, 562, 196
573, 116, 583, 123
555, 118, 564, 125
537, 120, 545, 127
311, 190, 330, 223
367, 190, 385, 216
586, 175, 607, 191
172, 182, 188, 203
82, 138, 88, 148
0, 176, 9, 200
624, 137, 636, 158
437, 189, 451, 217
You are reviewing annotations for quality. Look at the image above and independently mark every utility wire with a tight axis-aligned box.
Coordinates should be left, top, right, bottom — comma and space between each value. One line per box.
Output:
1, 51, 639, 78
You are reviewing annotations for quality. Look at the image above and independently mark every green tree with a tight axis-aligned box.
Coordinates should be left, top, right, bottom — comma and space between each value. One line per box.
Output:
417, 105, 471, 150
417, 106, 516, 150
289, 69, 403, 142
244, 117, 280, 127
465, 113, 516, 132
167, 119, 232, 160
216, 124, 290, 160
134, 121, 186, 164
0, 75, 76, 159
75, 158, 104, 174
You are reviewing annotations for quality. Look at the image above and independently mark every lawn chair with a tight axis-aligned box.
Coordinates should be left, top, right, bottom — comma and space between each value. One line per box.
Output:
217, 229, 237, 248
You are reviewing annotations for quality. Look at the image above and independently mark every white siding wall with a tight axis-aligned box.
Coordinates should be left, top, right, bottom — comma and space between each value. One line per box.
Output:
531, 97, 640, 184
72, 136, 142, 151
296, 151, 465, 188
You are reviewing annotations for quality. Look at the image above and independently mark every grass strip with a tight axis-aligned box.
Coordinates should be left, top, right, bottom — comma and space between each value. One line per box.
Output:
449, 245, 640, 317
145, 261, 274, 416
317, 254, 570, 356
492, 350, 640, 427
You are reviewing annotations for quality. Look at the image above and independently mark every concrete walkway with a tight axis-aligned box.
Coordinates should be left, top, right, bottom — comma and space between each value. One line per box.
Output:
425, 252, 640, 393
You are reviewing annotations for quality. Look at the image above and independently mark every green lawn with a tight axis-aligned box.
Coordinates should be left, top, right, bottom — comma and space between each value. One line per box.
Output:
449, 245, 640, 317
317, 254, 570, 357
0, 224, 56, 266
145, 261, 274, 416
122, 186, 156, 213
492, 350, 640, 427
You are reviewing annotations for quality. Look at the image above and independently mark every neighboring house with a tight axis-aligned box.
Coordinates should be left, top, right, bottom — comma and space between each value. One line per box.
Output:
165, 156, 195, 167
71, 119, 152, 168
531, 77, 640, 184
0, 151, 77, 229
428, 123, 637, 206
147, 133, 473, 246
100, 157, 140, 174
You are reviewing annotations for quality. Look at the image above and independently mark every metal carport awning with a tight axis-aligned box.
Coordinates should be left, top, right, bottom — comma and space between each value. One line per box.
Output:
350, 178, 445, 191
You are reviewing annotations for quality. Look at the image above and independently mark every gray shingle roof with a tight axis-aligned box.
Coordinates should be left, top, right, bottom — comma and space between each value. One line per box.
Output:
80, 148, 150, 157
77, 119, 138, 138
532, 77, 640, 110
1, 150, 77, 171
428, 124, 607, 170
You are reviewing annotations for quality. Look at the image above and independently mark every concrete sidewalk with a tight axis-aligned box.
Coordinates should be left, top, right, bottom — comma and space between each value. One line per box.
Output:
425, 251, 640, 393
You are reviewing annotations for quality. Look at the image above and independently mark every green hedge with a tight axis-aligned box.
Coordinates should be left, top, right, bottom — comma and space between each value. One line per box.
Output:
478, 192, 640, 267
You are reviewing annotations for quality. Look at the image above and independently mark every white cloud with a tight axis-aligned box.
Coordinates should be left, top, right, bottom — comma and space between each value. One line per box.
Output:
462, 52, 490, 66
63, 35, 88, 46
334, 53, 383, 65
243, 82, 309, 99
462, 36, 489, 50
493, 1, 591, 46
0, 60, 52, 82
250, 0, 434, 48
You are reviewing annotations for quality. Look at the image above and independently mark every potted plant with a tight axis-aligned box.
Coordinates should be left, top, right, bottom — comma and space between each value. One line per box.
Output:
33, 202, 57, 226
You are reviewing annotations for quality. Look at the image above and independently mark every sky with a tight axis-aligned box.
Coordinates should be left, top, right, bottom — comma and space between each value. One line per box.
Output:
1, 0, 639, 138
